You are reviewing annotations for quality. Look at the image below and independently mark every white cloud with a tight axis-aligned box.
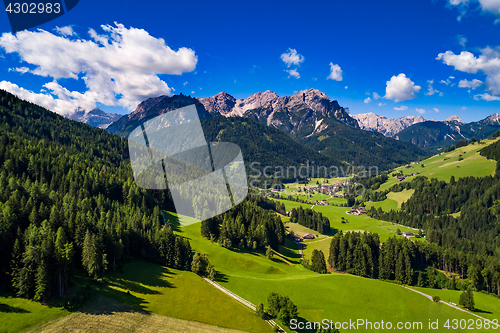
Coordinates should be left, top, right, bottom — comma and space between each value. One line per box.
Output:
434, 108, 440, 112
327, 63, 343, 81
373, 92, 381, 99
474, 93, 500, 101
378, 102, 386, 106
8, 67, 29, 74
437, 47, 500, 94
286, 69, 300, 79
384, 73, 421, 102
478, 0, 500, 15
462, 106, 468, 110
54, 26, 75, 36
364, 97, 372, 103
394, 106, 408, 111
313, 78, 318, 81
0, 23, 197, 115
183, 81, 188, 86
344, 86, 348, 89
280, 48, 304, 67
191, 90, 195, 94
425, 80, 440, 96
447, 0, 500, 21
458, 78, 483, 89
415, 108, 426, 114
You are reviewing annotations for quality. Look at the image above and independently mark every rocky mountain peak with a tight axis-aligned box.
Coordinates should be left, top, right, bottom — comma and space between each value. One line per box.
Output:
68, 107, 121, 129
483, 113, 500, 125
446, 115, 463, 124
352, 113, 426, 137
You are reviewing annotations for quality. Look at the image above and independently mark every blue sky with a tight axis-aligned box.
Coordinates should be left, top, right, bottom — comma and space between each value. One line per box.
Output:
1, 0, 500, 122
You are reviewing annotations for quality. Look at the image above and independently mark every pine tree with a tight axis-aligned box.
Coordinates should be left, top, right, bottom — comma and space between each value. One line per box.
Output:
266, 246, 274, 259
256, 302, 266, 319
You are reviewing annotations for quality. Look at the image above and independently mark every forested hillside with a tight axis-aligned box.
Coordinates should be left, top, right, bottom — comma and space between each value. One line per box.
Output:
0, 90, 192, 301
360, 139, 500, 293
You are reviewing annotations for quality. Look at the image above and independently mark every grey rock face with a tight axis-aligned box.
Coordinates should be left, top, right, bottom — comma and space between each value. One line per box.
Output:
352, 112, 426, 137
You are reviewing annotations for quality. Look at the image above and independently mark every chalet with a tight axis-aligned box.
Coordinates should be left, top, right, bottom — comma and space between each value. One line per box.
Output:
411, 172, 420, 176
346, 207, 367, 215
402, 232, 414, 239
410, 161, 419, 165
303, 233, 315, 240
397, 176, 406, 182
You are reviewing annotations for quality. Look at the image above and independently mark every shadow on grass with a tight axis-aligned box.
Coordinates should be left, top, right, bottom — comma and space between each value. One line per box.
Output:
214, 271, 229, 283
80, 295, 150, 316
472, 308, 493, 314
93, 260, 177, 312
0, 303, 30, 313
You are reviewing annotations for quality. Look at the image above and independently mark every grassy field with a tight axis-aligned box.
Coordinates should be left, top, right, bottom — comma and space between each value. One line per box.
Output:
285, 222, 324, 238
366, 189, 415, 211
302, 237, 331, 262
0, 295, 69, 333
173, 218, 484, 332
27, 296, 248, 333
413, 287, 500, 323
93, 260, 273, 333
377, 138, 498, 193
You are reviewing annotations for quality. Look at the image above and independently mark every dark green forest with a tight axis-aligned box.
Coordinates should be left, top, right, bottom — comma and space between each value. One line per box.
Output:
200, 195, 286, 251
289, 206, 331, 235
0, 89, 199, 301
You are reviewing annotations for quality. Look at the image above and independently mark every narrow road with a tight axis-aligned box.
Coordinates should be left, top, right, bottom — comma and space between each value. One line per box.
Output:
402, 286, 499, 327
294, 241, 303, 260
202, 277, 286, 332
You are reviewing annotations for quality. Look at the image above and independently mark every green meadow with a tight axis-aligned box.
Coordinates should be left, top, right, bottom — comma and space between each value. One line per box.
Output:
366, 189, 415, 211
93, 260, 273, 333
174, 219, 483, 332
0, 295, 69, 333
413, 287, 500, 324
377, 138, 498, 193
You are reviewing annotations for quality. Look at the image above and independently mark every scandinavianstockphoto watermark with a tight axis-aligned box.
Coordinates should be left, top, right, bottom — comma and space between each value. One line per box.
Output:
248, 161, 379, 195
290, 318, 500, 331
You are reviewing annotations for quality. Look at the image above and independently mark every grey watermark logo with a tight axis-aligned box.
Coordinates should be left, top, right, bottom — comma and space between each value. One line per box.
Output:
128, 104, 248, 226
4, 0, 79, 33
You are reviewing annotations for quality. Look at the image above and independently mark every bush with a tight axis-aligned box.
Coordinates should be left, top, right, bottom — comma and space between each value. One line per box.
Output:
432, 295, 441, 302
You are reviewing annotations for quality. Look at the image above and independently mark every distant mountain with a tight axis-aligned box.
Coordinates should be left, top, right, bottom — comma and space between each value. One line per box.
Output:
199, 89, 426, 170
199, 88, 359, 131
107, 90, 428, 170
106, 94, 211, 137
68, 108, 121, 129
351, 112, 425, 137
396, 114, 500, 152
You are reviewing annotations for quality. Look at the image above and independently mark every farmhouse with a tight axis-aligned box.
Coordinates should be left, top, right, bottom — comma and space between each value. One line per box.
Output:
303, 233, 315, 239
402, 232, 414, 239
347, 207, 367, 215
397, 176, 406, 182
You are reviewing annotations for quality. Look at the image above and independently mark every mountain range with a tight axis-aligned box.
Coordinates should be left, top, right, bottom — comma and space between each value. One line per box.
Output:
68, 107, 121, 129
106, 89, 427, 170
395, 114, 500, 152
351, 113, 425, 137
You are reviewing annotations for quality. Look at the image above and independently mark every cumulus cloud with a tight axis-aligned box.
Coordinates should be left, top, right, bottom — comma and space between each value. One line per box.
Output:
447, 0, 500, 21
458, 78, 483, 89
440, 76, 456, 85
378, 102, 386, 106
474, 93, 500, 101
394, 106, 408, 111
286, 69, 300, 79
373, 92, 381, 99
281, 48, 304, 67
425, 80, 440, 96
384, 73, 421, 102
345, 86, 348, 89
434, 108, 440, 112
327, 63, 343, 81
415, 108, 426, 114
437, 47, 500, 95
364, 97, 371, 103
0, 23, 197, 115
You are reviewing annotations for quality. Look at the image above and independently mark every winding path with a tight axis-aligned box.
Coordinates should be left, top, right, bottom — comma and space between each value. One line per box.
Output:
402, 286, 499, 327
202, 277, 286, 332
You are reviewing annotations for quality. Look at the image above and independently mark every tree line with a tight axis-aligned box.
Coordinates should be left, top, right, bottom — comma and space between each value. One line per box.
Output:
289, 206, 331, 235
0, 90, 193, 301
200, 195, 286, 251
